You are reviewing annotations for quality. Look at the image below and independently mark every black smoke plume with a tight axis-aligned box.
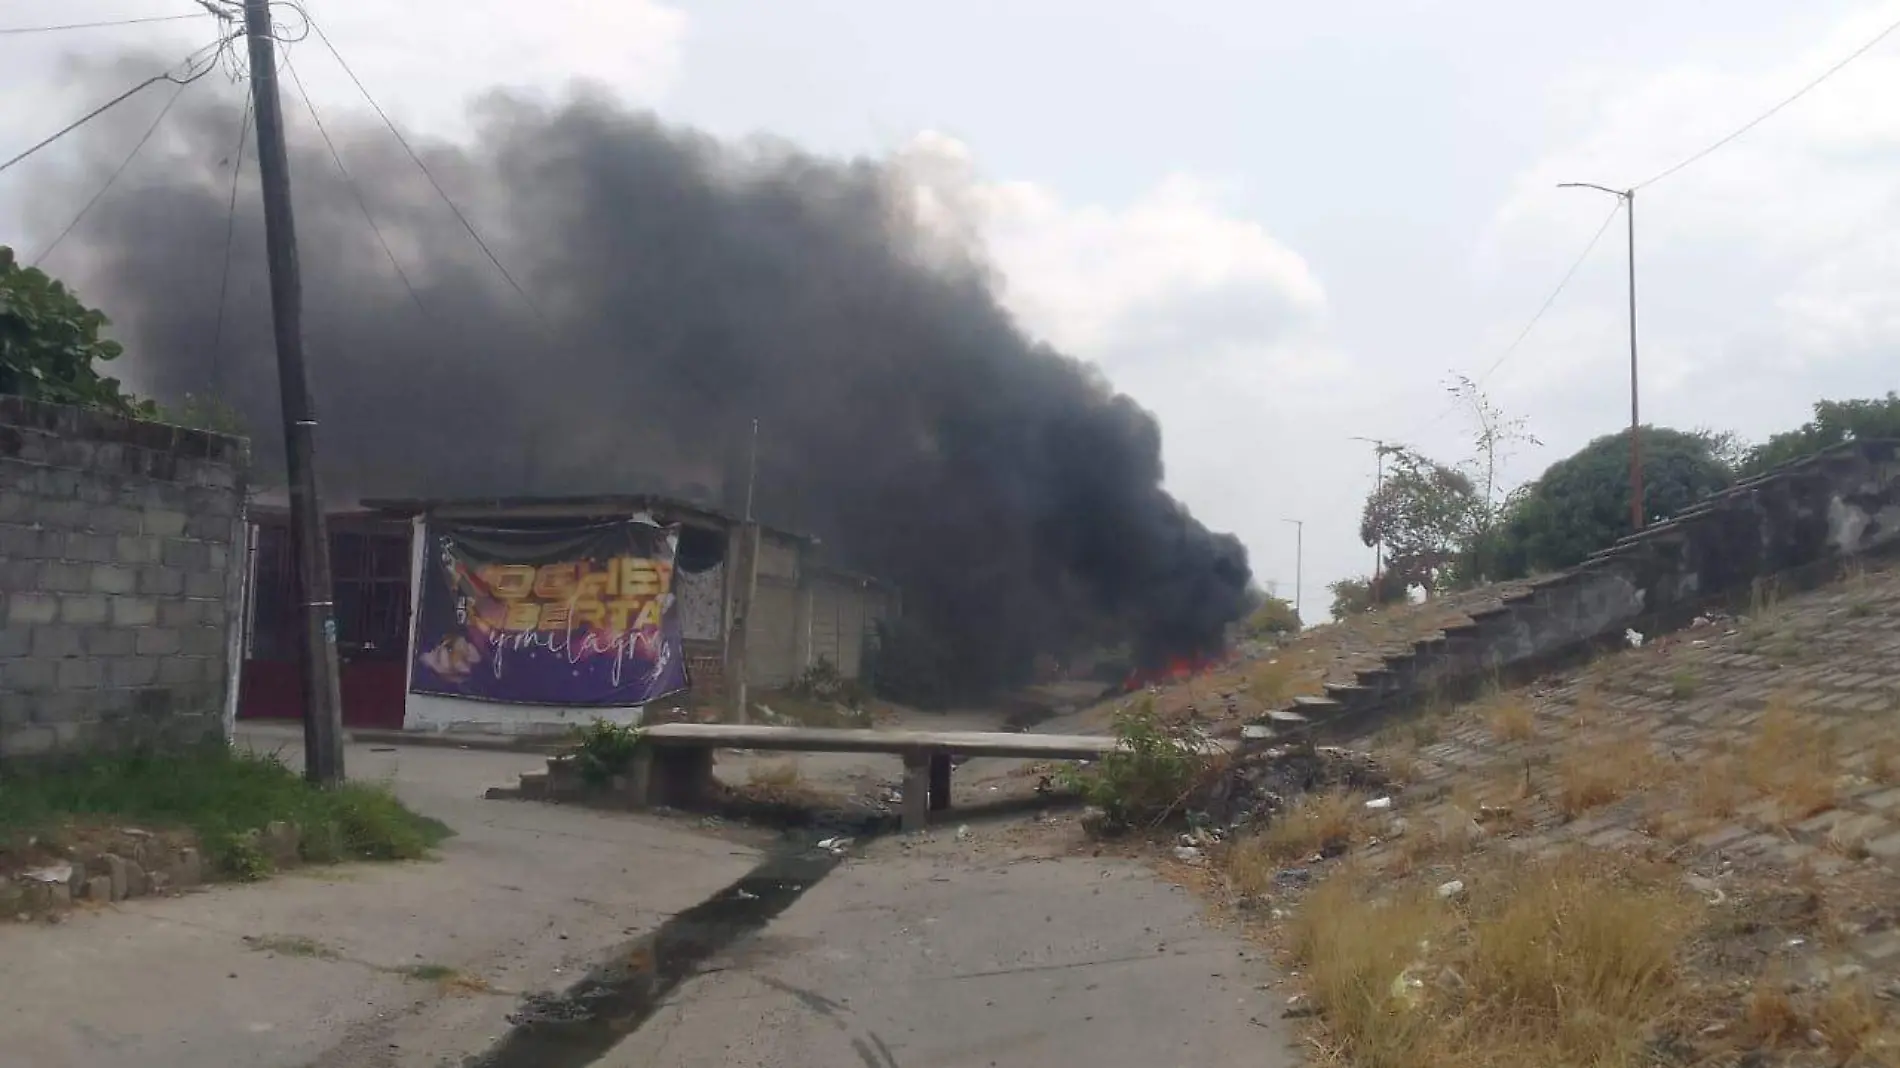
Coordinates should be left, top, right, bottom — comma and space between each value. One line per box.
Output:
27, 60, 1251, 696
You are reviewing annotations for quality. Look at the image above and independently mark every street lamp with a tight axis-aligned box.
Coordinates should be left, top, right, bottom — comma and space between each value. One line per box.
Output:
1557, 181, 1645, 531
1281, 518, 1303, 626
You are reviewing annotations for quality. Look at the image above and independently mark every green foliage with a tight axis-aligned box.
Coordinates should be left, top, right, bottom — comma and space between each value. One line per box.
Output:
1741, 393, 1900, 476
1359, 448, 1485, 597
0, 246, 149, 416
0, 743, 450, 878
569, 718, 643, 787
1243, 595, 1302, 638
1328, 574, 1407, 621
1059, 699, 1214, 827
1488, 426, 1733, 577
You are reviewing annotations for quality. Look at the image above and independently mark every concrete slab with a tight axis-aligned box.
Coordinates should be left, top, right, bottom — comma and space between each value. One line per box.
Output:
0, 731, 761, 1068
601, 846, 1298, 1068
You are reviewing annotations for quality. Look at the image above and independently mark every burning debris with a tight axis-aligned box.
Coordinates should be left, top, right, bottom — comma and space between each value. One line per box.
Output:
30, 53, 1252, 697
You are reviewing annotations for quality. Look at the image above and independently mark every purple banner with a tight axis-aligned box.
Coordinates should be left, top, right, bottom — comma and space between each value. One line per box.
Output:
409, 519, 691, 706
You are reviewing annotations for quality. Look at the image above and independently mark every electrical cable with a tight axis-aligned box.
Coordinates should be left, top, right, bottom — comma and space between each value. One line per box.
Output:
30, 77, 194, 267
302, 11, 549, 326
0, 13, 211, 35
0, 34, 234, 177
282, 54, 431, 318
1636, 12, 1900, 190
1395, 203, 1623, 443
209, 94, 254, 387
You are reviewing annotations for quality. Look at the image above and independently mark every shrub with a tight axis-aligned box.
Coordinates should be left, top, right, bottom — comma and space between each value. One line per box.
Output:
569, 719, 642, 787
1061, 698, 1215, 828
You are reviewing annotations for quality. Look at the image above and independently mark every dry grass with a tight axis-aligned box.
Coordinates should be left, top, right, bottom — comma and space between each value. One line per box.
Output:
1485, 693, 1535, 743
1867, 736, 1900, 785
1230, 790, 1369, 875
1555, 736, 1662, 819
1287, 854, 1701, 1068
1742, 698, 1840, 825
1688, 749, 1748, 820
1739, 975, 1892, 1061
1248, 649, 1325, 708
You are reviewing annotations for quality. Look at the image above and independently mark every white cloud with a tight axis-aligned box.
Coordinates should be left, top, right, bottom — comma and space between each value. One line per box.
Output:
1478, 0, 1900, 474
890, 131, 1371, 622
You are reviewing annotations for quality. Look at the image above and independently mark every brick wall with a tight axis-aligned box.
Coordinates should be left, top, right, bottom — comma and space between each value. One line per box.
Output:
0, 396, 248, 758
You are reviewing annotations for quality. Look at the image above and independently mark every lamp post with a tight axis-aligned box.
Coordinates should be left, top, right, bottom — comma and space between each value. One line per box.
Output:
1557, 181, 1645, 531
1281, 518, 1303, 625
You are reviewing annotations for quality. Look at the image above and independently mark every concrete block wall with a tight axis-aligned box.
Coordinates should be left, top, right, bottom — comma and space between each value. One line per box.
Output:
1269, 439, 1900, 739
0, 395, 248, 758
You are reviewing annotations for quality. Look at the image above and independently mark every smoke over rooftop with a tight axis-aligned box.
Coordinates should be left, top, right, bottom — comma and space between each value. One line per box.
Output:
28, 60, 1251, 695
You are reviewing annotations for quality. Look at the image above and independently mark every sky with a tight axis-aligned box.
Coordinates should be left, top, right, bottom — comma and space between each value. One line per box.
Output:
4, 0, 1900, 626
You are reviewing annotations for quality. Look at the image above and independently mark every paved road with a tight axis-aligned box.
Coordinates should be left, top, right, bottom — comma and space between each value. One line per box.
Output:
0, 728, 1296, 1067
0, 730, 761, 1068
606, 838, 1297, 1068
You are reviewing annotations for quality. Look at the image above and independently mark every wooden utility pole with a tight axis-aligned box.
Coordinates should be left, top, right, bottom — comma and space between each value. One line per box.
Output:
245, 0, 346, 785
725, 419, 761, 725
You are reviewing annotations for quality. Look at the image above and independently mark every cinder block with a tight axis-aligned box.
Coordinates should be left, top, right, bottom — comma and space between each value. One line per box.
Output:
157, 600, 202, 627
0, 725, 57, 757
55, 658, 104, 690
142, 510, 188, 537
109, 596, 158, 627
5, 594, 58, 627
40, 562, 91, 593
183, 572, 225, 599
110, 658, 161, 688
178, 627, 224, 657
133, 629, 181, 656
29, 625, 82, 658
63, 533, 115, 563
58, 594, 108, 625
114, 535, 160, 565
80, 627, 135, 656
155, 657, 201, 686
89, 565, 136, 595
136, 566, 185, 597
0, 657, 59, 693
160, 539, 211, 571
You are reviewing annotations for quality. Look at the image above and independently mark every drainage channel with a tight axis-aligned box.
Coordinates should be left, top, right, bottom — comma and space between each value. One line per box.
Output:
465, 813, 884, 1068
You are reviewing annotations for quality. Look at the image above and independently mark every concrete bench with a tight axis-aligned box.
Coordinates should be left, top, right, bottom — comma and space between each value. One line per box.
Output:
629, 723, 1120, 831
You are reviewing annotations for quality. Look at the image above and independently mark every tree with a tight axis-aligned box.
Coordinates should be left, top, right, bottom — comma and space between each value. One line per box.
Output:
1445, 373, 1540, 512
1741, 393, 1900, 476
1359, 448, 1484, 597
1242, 595, 1301, 638
0, 246, 145, 416
1489, 426, 1733, 576
1328, 575, 1406, 621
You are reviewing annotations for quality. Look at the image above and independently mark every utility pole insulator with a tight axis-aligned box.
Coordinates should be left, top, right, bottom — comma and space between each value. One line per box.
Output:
244, 0, 347, 785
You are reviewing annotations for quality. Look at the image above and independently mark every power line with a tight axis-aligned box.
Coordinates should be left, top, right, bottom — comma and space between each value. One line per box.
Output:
0, 34, 233, 177
302, 11, 549, 326
1397, 203, 1623, 443
31, 75, 195, 267
282, 54, 431, 318
0, 12, 212, 35
1636, 12, 1900, 189
210, 93, 253, 387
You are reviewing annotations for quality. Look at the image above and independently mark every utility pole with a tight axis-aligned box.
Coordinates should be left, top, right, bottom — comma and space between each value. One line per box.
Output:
726, 419, 761, 725
1349, 437, 1401, 592
1281, 518, 1303, 625
1558, 182, 1645, 531
245, 0, 345, 785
